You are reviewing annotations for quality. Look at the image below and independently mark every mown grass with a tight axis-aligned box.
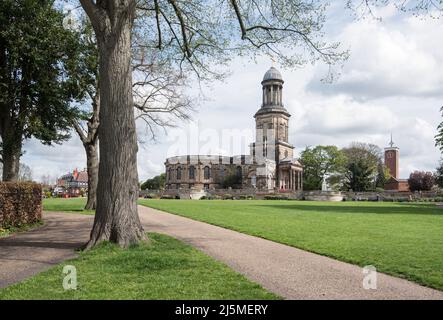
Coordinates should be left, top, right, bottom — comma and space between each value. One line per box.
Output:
43, 197, 94, 215
0, 233, 279, 300
139, 199, 443, 291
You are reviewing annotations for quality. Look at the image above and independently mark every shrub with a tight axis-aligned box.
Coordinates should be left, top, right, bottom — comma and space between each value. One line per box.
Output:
0, 182, 42, 228
264, 195, 289, 200
160, 195, 174, 199
239, 195, 254, 200
222, 194, 234, 200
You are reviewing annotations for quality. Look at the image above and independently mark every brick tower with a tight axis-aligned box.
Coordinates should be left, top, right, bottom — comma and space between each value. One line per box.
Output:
384, 134, 399, 179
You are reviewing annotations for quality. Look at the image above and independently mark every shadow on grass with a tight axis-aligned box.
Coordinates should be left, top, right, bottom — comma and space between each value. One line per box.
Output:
253, 203, 443, 215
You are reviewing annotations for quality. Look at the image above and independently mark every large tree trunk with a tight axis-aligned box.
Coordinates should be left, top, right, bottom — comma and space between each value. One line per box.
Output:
84, 141, 98, 210
0, 124, 22, 182
1, 143, 21, 182
85, 5, 146, 249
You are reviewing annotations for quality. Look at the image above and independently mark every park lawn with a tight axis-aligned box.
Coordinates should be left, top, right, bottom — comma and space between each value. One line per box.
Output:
43, 197, 94, 215
139, 199, 443, 291
0, 232, 278, 300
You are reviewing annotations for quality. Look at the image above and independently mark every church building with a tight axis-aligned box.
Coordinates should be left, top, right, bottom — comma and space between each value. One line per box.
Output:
164, 67, 303, 192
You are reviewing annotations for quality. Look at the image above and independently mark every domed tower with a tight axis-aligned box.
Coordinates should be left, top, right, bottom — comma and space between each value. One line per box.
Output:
254, 66, 293, 162
253, 67, 303, 191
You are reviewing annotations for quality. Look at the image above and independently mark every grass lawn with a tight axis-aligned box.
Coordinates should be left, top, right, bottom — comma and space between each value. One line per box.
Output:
139, 199, 443, 291
0, 233, 278, 300
43, 197, 94, 215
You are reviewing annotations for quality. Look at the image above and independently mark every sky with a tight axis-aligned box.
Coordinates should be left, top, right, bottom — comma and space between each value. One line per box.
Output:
21, 3, 443, 183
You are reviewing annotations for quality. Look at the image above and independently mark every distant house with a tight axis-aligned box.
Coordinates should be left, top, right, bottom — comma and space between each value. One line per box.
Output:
56, 168, 88, 197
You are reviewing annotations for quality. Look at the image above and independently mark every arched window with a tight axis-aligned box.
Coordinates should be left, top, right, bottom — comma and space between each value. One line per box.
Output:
176, 167, 182, 180
204, 166, 211, 179
168, 168, 172, 181
189, 166, 195, 180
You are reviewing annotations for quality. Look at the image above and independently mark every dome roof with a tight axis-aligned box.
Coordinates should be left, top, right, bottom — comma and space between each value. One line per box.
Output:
263, 66, 283, 82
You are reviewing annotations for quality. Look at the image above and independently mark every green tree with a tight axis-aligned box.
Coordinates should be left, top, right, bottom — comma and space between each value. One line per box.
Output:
435, 159, 443, 188
141, 173, 166, 190
375, 161, 390, 189
0, 0, 83, 181
436, 107, 443, 153
300, 145, 346, 191
221, 174, 242, 189
341, 142, 382, 191
409, 171, 435, 192
344, 160, 373, 192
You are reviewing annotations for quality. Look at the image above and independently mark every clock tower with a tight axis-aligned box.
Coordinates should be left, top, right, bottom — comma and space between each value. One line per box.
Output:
384, 134, 399, 179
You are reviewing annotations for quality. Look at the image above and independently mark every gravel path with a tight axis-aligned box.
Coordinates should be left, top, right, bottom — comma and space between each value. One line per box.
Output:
1, 208, 442, 300
0, 212, 92, 289
138, 205, 443, 300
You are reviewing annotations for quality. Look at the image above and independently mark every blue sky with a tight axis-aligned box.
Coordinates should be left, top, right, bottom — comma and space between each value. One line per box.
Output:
21, 2, 443, 183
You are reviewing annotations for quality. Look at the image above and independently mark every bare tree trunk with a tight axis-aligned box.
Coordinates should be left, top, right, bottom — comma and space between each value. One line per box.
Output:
84, 2, 146, 248
84, 141, 98, 210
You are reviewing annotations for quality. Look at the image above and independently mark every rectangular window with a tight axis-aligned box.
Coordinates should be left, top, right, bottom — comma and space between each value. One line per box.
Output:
204, 184, 209, 190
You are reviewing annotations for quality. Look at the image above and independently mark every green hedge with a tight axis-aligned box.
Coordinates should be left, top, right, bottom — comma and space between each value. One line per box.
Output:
0, 182, 42, 228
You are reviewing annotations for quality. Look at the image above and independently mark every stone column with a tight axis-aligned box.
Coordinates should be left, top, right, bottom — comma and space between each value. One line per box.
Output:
294, 170, 298, 191
297, 171, 301, 190
270, 85, 274, 105
300, 171, 303, 190
288, 169, 292, 190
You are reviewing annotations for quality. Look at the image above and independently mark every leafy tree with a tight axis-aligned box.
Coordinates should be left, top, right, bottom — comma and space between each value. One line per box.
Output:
408, 171, 435, 192
0, 0, 83, 181
375, 161, 390, 189
436, 107, 443, 153
300, 145, 346, 190
344, 160, 373, 192
79, 0, 347, 248
435, 159, 443, 188
221, 174, 242, 189
341, 142, 382, 191
141, 173, 166, 190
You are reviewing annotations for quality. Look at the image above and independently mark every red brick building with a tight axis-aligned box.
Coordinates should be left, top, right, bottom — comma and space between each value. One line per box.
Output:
384, 135, 409, 192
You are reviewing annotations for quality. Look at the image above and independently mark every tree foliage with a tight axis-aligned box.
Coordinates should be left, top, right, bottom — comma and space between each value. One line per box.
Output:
435, 159, 443, 188
375, 161, 390, 189
141, 173, 166, 190
300, 145, 346, 191
341, 142, 383, 191
221, 174, 242, 189
408, 171, 435, 191
0, 0, 85, 181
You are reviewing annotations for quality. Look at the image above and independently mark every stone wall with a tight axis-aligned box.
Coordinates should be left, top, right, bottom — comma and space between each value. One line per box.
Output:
140, 188, 443, 201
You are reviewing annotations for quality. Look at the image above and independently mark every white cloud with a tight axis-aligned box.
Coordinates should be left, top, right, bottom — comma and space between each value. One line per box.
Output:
308, 16, 443, 100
